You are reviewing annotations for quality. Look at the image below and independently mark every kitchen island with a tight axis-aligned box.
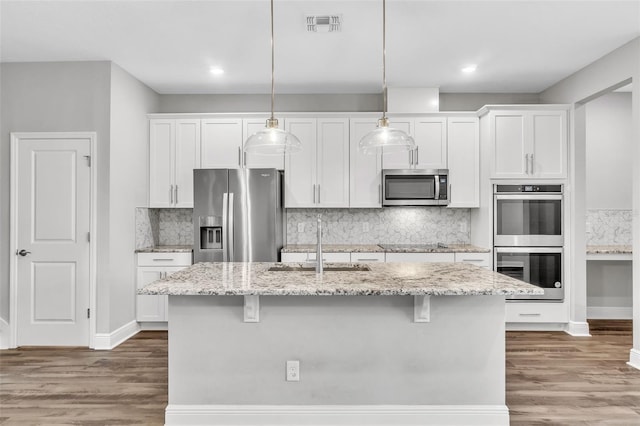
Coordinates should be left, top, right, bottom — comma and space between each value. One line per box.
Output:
141, 261, 542, 426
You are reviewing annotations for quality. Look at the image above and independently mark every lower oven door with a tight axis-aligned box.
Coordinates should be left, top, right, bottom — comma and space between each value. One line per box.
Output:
494, 247, 564, 301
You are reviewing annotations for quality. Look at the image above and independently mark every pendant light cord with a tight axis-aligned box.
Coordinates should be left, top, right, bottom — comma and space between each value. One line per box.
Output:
382, 0, 387, 119
270, 0, 275, 121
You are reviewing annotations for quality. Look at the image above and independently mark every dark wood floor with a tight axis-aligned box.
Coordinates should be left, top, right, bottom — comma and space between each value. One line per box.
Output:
1, 320, 638, 425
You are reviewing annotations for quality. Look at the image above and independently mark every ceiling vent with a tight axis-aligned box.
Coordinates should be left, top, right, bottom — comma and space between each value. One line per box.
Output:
306, 15, 341, 32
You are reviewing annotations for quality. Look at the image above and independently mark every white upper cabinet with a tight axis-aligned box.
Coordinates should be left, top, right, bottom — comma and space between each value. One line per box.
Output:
382, 117, 447, 169
381, 118, 413, 169
285, 118, 349, 208
243, 117, 285, 170
447, 117, 479, 208
149, 119, 200, 208
413, 117, 447, 169
489, 108, 567, 179
350, 118, 382, 208
200, 118, 243, 169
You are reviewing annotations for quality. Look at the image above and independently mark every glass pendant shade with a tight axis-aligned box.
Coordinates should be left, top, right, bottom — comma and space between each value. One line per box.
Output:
359, 118, 416, 155
244, 119, 302, 155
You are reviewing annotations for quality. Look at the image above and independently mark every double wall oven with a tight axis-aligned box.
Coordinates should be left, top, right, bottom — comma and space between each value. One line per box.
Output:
493, 184, 564, 301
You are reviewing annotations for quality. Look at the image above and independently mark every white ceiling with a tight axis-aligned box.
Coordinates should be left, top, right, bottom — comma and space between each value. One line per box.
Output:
1, 0, 639, 94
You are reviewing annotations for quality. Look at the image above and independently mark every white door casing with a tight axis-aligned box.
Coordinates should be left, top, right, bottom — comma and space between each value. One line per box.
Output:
10, 132, 96, 347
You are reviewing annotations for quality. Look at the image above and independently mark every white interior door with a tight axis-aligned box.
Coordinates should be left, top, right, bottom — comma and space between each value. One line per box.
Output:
15, 136, 91, 346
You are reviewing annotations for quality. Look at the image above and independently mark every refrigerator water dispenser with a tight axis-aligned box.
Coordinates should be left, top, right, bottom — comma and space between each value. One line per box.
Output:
200, 226, 222, 250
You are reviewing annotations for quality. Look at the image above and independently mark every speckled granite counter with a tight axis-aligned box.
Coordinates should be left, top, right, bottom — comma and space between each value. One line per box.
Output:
135, 245, 192, 253
282, 244, 490, 253
586, 245, 632, 254
140, 261, 541, 297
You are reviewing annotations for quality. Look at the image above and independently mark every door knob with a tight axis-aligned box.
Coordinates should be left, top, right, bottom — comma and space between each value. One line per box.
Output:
17, 249, 31, 257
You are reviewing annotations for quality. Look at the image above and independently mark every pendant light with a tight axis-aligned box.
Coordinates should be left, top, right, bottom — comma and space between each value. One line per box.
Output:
359, 0, 415, 155
244, 0, 302, 155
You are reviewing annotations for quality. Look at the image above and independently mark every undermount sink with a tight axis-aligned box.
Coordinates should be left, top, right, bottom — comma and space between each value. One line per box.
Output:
268, 265, 371, 272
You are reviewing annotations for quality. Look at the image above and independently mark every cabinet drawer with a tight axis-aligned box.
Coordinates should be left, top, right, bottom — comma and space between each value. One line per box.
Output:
137, 252, 192, 267
350, 252, 385, 262
281, 253, 308, 263
281, 252, 351, 263
385, 252, 455, 263
454, 252, 492, 269
505, 302, 569, 323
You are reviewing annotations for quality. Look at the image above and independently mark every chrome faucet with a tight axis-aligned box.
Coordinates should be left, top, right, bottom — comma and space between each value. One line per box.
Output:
316, 214, 323, 274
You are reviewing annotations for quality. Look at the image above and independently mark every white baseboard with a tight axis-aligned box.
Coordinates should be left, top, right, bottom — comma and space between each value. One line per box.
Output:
506, 322, 566, 332
93, 320, 140, 350
587, 306, 633, 319
0, 317, 10, 349
139, 321, 168, 331
565, 321, 591, 337
164, 404, 510, 426
629, 349, 640, 370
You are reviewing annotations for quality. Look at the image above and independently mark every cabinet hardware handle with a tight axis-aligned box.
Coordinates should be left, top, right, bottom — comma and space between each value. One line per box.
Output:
409, 149, 412, 165
312, 184, 316, 203
525, 154, 529, 174
169, 185, 174, 204
355, 258, 379, 261
530, 153, 534, 174
415, 147, 419, 165
174, 185, 178, 205
518, 313, 542, 317
243, 151, 247, 167
317, 184, 321, 204
153, 258, 173, 261
463, 259, 485, 262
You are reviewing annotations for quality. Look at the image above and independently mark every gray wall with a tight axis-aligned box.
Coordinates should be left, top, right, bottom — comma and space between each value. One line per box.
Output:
439, 93, 540, 111
109, 63, 160, 331
586, 91, 633, 210
0, 61, 111, 329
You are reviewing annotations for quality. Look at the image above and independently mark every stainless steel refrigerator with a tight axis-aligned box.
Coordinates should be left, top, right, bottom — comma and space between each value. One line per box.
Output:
193, 168, 283, 263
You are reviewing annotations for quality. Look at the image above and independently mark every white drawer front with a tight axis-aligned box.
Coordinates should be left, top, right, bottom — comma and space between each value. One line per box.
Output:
505, 302, 569, 323
454, 252, 492, 269
307, 252, 351, 263
137, 252, 192, 267
385, 252, 455, 263
281, 253, 308, 263
350, 252, 385, 262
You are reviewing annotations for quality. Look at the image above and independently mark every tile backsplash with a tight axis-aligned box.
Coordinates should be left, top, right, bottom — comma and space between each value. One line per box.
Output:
136, 206, 471, 249
586, 209, 631, 245
286, 208, 470, 245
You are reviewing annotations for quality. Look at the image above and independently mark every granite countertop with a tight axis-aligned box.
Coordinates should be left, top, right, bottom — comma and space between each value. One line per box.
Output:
586, 245, 632, 254
139, 261, 542, 297
135, 245, 193, 253
282, 244, 490, 254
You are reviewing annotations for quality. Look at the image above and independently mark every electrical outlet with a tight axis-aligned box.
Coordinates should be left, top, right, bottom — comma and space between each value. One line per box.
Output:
362, 222, 369, 232
286, 360, 300, 381
297, 223, 305, 233
459, 222, 468, 233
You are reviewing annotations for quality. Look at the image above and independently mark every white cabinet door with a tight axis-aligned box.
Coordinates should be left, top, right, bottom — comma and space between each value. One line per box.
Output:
201, 118, 243, 169
413, 117, 447, 169
447, 117, 479, 208
382, 118, 413, 169
490, 110, 567, 179
149, 119, 174, 207
174, 119, 200, 208
243, 117, 285, 170
317, 118, 349, 207
491, 112, 527, 178
285, 118, 317, 207
454, 252, 491, 269
350, 118, 382, 208
385, 252, 455, 262
307, 252, 351, 262
530, 110, 567, 179
136, 268, 166, 322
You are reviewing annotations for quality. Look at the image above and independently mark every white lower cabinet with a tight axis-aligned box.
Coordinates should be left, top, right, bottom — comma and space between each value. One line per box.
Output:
281, 252, 351, 263
136, 253, 192, 322
385, 252, 455, 263
350, 252, 385, 263
454, 252, 492, 269
505, 302, 569, 323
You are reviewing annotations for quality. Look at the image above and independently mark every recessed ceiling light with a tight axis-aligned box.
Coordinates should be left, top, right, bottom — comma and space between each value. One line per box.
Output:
210, 67, 224, 75
462, 65, 477, 73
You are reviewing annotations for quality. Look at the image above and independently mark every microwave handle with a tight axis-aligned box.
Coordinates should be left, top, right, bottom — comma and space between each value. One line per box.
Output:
434, 175, 440, 200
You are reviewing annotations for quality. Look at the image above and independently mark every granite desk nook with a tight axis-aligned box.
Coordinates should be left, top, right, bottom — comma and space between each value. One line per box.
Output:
140, 261, 542, 426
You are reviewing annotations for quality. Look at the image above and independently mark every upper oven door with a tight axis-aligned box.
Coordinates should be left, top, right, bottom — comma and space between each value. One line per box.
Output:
494, 194, 563, 246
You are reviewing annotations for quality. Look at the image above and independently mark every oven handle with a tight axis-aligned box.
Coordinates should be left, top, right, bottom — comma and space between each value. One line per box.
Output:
494, 247, 563, 254
494, 194, 563, 201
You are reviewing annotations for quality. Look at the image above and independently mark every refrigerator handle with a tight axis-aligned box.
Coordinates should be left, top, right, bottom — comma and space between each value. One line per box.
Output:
228, 193, 235, 262
222, 193, 229, 262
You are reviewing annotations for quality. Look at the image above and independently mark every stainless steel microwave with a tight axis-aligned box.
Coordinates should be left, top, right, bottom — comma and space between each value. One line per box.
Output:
382, 169, 449, 206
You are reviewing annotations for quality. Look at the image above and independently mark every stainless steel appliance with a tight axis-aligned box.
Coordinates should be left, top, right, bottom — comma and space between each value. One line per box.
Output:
493, 184, 564, 301
494, 184, 563, 247
193, 168, 283, 263
495, 247, 563, 300
382, 169, 449, 206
